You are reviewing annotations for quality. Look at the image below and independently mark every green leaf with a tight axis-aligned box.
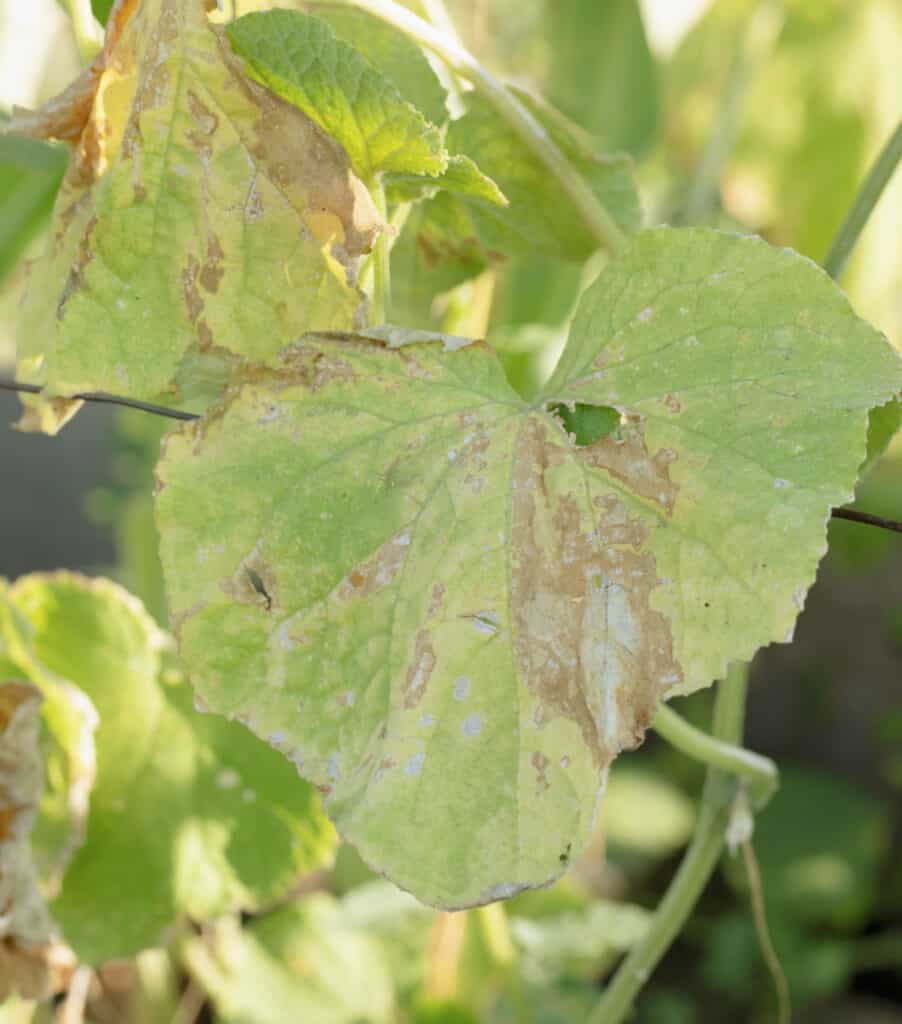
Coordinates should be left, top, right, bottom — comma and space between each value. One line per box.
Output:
388, 154, 508, 207
544, 0, 659, 157
184, 896, 397, 1024
226, 9, 447, 181
155, 228, 901, 908
0, 136, 66, 285
6, 574, 335, 963
306, 2, 449, 127
432, 88, 640, 264
17, 0, 378, 432
863, 397, 902, 475
91, 0, 115, 26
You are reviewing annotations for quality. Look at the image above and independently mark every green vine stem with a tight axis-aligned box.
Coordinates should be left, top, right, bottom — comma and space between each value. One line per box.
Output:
345, 0, 628, 259
590, 664, 751, 1024
64, 0, 103, 63
652, 703, 777, 806
823, 118, 902, 281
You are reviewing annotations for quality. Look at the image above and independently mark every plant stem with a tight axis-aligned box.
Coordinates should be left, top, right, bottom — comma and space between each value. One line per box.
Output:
590, 664, 751, 1024
682, 0, 784, 224
476, 903, 516, 967
823, 119, 902, 281
64, 0, 103, 63
369, 177, 390, 325
652, 703, 777, 806
345, 0, 628, 258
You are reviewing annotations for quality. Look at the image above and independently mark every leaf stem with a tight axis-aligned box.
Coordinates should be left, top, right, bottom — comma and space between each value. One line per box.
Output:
590, 664, 752, 1024
652, 702, 777, 806
823, 119, 902, 281
344, 0, 628, 258
368, 177, 391, 325
0, 378, 200, 422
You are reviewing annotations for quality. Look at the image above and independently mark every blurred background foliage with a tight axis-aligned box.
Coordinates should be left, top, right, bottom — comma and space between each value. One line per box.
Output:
0, 0, 901, 1021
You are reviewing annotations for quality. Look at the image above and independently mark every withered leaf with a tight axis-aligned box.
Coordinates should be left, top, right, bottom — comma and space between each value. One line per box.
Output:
14, 0, 381, 433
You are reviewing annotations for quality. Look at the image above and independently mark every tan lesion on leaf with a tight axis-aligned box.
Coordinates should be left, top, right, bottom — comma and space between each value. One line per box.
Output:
220, 541, 278, 613
578, 418, 678, 515
336, 530, 410, 603
404, 631, 436, 709
215, 30, 382, 259
531, 751, 550, 793
510, 416, 682, 771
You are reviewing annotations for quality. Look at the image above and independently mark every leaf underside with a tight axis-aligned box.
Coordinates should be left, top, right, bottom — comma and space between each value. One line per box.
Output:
155, 228, 902, 908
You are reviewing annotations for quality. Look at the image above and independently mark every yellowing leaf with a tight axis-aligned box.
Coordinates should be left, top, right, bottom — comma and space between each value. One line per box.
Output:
15, 0, 380, 433
0, 683, 71, 1001
226, 9, 447, 182
155, 228, 902, 907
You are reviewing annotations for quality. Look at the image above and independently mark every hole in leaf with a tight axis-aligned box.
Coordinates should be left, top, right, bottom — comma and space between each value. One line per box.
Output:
550, 403, 620, 446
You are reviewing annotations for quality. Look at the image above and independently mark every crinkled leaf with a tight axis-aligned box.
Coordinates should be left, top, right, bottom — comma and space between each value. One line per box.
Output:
184, 896, 396, 1024
227, 9, 446, 181
544, 0, 659, 156
155, 228, 901, 908
304, 2, 449, 126
0, 136, 66, 285
16, 0, 377, 432
7, 574, 335, 963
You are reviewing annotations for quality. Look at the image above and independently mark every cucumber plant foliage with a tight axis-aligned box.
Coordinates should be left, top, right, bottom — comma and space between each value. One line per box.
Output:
5, 0, 901, 951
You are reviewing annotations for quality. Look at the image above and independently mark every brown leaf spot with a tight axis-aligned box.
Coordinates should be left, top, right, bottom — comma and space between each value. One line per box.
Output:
217, 29, 381, 258
510, 417, 682, 770
531, 751, 550, 793
428, 583, 446, 618
337, 530, 410, 602
579, 421, 678, 515
404, 631, 436, 709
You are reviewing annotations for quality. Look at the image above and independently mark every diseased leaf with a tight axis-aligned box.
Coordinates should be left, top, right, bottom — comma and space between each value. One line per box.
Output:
226, 9, 446, 181
6, 574, 335, 963
155, 227, 901, 908
0, 590, 98, 893
0, 682, 69, 1001
15, 0, 379, 433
